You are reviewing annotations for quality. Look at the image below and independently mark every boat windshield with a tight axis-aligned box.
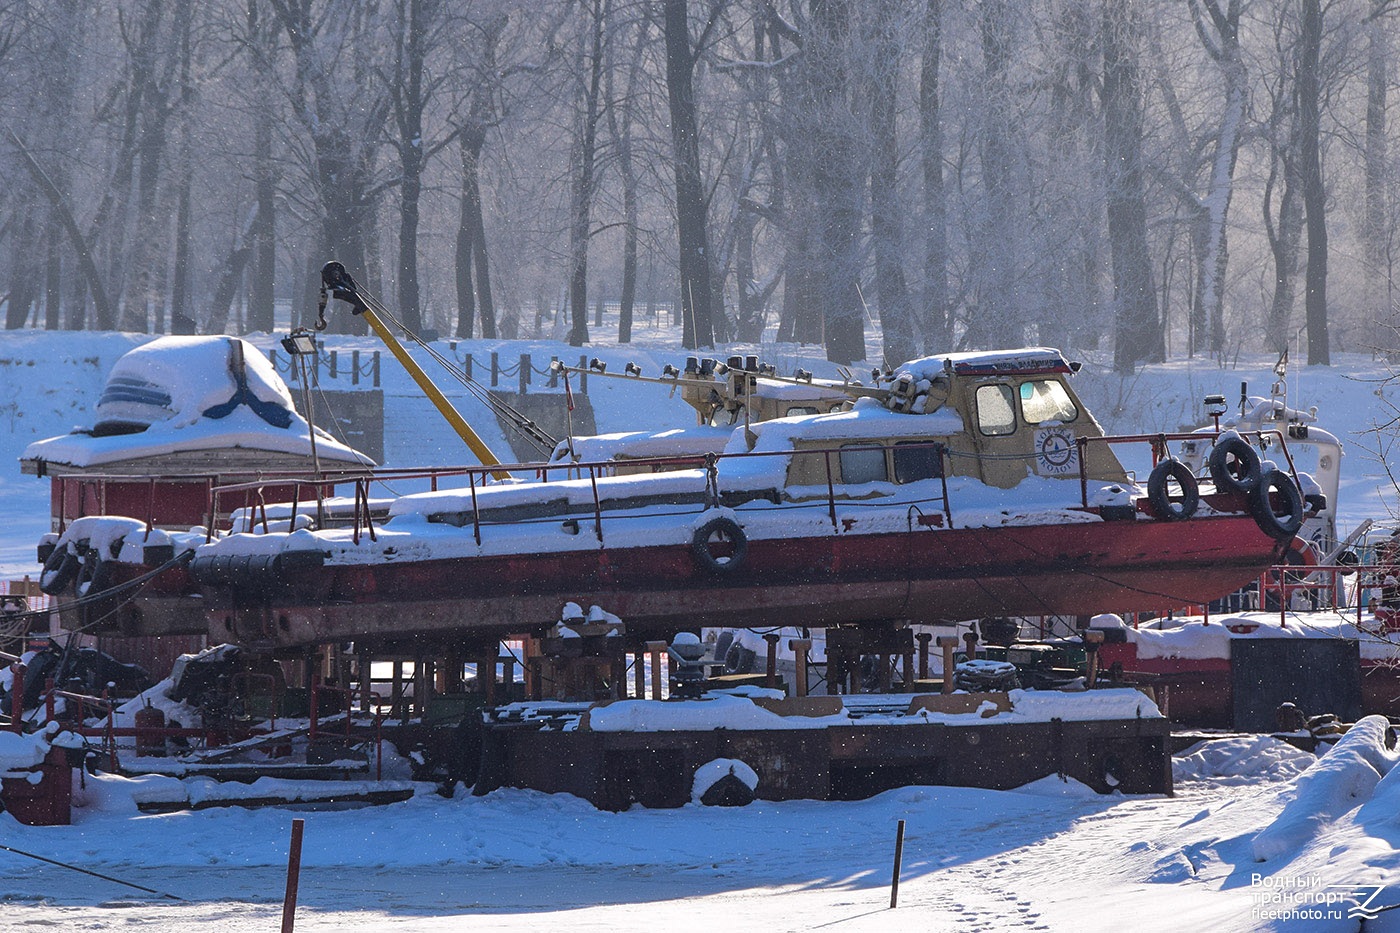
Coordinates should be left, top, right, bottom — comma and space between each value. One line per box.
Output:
1019, 379, 1078, 425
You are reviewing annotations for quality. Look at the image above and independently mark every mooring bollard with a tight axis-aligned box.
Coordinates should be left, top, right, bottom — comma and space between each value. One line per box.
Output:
282, 818, 305, 933
890, 819, 906, 909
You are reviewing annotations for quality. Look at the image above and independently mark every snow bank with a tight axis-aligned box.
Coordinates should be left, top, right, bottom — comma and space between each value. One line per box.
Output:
1172, 736, 1315, 786
131, 776, 418, 809
1251, 716, 1400, 862
1010, 774, 1101, 798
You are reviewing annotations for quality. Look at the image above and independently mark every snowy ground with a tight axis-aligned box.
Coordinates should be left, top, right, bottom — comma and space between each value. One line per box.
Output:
0, 733, 1397, 932
3, 326, 1400, 930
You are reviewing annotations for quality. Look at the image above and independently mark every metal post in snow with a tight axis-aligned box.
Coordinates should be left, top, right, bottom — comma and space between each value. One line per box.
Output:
281, 818, 305, 933
890, 819, 906, 909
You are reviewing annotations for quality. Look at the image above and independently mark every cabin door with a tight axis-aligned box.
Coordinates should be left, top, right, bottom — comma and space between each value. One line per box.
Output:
968, 381, 1032, 489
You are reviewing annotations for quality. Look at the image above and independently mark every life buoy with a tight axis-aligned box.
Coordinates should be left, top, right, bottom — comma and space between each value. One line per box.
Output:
1208, 437, 1262, 495
1249, 470, 1305, 540
1146, 460, 1199, 521
75, 546, 112, 599
691, 517, 748, 574
39, 545, 79, 595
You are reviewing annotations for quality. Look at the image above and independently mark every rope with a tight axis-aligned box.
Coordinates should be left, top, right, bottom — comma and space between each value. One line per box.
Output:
353, 292, 557, 456
0, 842, 185, 901
3, 552, 195, 628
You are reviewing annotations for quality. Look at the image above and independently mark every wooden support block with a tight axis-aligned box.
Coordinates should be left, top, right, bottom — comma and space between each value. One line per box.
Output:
764, 633, 781, 689
645, 640, 667, 700
790, 639, 812, 698
937, 636, 959, 695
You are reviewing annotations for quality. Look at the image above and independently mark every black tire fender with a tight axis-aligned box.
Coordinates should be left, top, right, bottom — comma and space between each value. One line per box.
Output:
724, 642, 757, 675
40, 545, 79, 595
1208, 437, 1263, 495
691, 517, 748, 574
75, 545, 111, 599
1146, 460, 1200, 521
1249, 470, 1306, 541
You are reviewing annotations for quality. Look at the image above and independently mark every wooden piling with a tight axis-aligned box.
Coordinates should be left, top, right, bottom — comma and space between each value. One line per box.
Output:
646, 641, 667, 700
889, 819, 905, 909
281, 818, 305, 933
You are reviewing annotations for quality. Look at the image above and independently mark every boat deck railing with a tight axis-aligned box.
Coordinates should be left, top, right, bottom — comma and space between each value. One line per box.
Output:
49, 427, 1272, 548
1076, 427, 1296, 493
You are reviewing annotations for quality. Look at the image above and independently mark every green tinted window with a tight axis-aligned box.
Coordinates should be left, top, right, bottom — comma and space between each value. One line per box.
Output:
1019, 380, 1078, 424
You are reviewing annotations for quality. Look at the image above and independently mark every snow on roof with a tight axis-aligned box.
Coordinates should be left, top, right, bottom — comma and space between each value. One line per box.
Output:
896, 347, 1074, 381
21, 336, 372, 469
584, 687, 1160, 732
551, 425, 735, 463
750, 378, 850, 401
718, 398, 965, 488
386, 467, 716, 521
0, 721, 78, 774
1116, 611, 1400, 663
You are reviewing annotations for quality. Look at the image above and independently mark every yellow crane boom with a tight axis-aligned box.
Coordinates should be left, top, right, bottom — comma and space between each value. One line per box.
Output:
320, 261, 510, 481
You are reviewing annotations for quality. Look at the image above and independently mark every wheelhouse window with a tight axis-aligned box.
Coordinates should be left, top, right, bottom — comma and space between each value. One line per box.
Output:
1018, 379, 1078, 424
786, 405, 820, 417
839, 444, 888, 484
894, 442, 943, 483
975, 384, 1017, 436
709, 405, 745, 427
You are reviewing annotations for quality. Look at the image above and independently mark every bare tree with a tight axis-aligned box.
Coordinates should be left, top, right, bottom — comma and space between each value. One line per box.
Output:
661, 0, 719, 350
605, 11, 652, 344
1103, 0, 1163, 373
1262, 3, 1304, 354
808, 0, 865, 363
920, 0, 948, 353
1299, 0, 1330, 365
565, 0, 610, 347
866, 0, 914, 367
268, 0, 391, 335
1365, 1, 1400, 359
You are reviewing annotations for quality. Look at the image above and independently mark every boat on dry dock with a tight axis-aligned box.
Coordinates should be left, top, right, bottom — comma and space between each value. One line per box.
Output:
31, 335, 1308, 657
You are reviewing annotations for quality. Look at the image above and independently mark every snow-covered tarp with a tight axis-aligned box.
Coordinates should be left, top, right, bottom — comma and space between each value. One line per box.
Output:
21, 336, 371, 469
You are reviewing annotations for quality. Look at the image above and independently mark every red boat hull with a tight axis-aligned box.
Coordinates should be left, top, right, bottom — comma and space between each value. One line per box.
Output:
202, 512, 1285, 650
